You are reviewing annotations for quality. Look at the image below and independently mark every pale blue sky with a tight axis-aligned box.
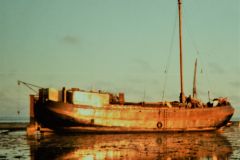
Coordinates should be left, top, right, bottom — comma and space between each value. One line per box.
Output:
0, 0, 239, 120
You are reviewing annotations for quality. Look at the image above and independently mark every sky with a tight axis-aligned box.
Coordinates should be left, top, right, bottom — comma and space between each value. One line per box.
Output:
0, 0, 239, 120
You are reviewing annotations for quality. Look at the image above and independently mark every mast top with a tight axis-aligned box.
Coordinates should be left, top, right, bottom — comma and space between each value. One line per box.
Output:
193, 59, 198, 98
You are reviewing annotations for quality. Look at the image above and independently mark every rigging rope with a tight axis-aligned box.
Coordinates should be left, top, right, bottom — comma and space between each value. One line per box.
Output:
184, 19, 214, 98
161, 4, 216, 101
161, 7, 178, 101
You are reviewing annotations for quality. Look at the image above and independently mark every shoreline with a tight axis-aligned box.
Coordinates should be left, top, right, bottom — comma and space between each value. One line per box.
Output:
0, 122, 28, 130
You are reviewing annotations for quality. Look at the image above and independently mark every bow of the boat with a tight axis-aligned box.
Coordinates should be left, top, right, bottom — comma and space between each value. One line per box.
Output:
34, 100, 80, 129
214, 105, 234, 128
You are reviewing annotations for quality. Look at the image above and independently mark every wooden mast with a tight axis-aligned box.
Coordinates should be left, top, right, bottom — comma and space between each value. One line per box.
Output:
178, 0, 185, 103
193, 59, 197, 98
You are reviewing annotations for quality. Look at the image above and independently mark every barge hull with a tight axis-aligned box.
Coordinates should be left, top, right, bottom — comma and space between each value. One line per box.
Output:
34, 100, 234, 132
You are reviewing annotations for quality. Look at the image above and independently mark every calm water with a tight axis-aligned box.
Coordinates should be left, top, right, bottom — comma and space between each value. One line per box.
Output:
0, 126, 239, 160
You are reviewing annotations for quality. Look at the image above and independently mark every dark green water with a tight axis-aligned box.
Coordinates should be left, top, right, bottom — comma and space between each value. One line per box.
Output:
0, 126, 239, 159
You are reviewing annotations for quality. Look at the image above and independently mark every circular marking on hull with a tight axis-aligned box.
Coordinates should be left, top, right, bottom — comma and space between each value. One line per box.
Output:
157, 122, 162, 128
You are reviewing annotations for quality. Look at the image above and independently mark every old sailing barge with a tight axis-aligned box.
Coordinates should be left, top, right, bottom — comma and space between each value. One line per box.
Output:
31, 0, 234, 133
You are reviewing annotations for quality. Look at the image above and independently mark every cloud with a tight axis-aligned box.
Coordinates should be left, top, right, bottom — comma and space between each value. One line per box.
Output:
132, 58, 154, 73
126, 77, 145, 85
229, 81, 240, 88
62, 35, 79, 45
126, 77, 160, 86
94, 81, 114, 90
208, 62, 225, 73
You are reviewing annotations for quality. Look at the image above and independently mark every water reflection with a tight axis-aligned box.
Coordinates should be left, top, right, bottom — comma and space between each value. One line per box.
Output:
29, 132, 232, 160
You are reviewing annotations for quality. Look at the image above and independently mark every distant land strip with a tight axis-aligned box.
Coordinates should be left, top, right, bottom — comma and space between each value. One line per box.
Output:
0, 122, 28, 130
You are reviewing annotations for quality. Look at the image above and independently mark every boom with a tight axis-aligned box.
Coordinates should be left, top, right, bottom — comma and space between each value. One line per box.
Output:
17, 80, 43, 93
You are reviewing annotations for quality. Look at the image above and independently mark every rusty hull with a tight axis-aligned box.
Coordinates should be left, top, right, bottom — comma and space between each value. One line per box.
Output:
34, 100, 234, 132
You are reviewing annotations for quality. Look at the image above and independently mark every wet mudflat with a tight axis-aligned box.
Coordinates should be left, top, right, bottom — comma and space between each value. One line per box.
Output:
0, 131, 30, 159
0, 126, 239, 160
